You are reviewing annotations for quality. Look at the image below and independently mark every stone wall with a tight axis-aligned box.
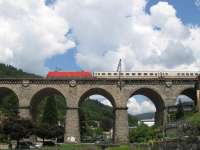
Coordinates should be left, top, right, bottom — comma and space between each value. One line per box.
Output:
0, 78, 198, 144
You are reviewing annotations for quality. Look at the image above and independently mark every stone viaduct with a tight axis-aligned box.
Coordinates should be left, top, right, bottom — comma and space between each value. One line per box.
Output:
0, 77, 199, 144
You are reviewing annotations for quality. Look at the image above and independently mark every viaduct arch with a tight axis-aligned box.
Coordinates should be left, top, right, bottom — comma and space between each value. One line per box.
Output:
128, 88, 165, 125
0, 87, 19, 117
30, 87, 67, 122
0, 78, 199, 144
78, 88, 116, 142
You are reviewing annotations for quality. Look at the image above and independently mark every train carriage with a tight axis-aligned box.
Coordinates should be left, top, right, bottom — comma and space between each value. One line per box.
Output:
47, 71, 200, 79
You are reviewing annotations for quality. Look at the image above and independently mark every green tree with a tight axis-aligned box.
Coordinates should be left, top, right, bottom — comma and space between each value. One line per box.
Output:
42, 96, 58, 125
101, 118, 113, 131
0, 93, 18, 118
35, 124, 51, 144
129, 123, 155, 143
2, 118, 34, 145
176, 99, 184, 120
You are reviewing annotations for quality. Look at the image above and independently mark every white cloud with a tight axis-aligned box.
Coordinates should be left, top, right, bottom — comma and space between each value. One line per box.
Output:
1, 0, 200, 73
176, 95, 194, 104
0, 0, 75, 74
53, 0, 200, 71
90, 95, 113, 107
127, 97, 156, 115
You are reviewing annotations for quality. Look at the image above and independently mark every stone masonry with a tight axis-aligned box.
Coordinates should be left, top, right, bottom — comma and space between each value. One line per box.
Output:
0, 78, 199, 144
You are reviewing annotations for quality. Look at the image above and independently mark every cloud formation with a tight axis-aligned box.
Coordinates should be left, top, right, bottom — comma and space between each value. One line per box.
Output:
127, 96, 156, 115
0, 0, 75, 74
0, 0, 200, 73
54, 0, 200, 71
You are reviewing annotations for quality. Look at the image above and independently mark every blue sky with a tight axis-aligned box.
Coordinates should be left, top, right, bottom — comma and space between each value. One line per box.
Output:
45, 0, 200, 72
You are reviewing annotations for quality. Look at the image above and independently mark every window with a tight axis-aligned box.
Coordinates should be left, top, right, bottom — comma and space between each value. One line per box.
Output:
138, 73, 141, 76
114, 73, 118, 75
186, 73, 189, 76
182, 73, 185, 76
108, 73, 112, 75
177, 73, 180, 76
150, 73, 154, 76
102, 73, 105, 75
165, 73, 168, 76
120, 73, 124, 75
132, 73, 135, 75
190, 73, 193, 76
195, 73, 198, 76
98, 73, 100, 75
144, 73, 148, 75
126, 73, 130, 75
155, 73, 157, 76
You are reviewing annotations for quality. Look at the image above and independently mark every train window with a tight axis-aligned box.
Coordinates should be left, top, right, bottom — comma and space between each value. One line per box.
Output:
114, 73, 117, 75
177, 73, 180, 76
120, 73, 124, 75
138, 73, 141, 76
155, 73, 157, 76
126, 73, 130, 75
132, 73, 135, 75
190, 73, 193, 76
150, 73, 154, 76
182, 73, 185, 76
108, 73, 112, 75
144, 73, 148, 75
186, 73, 189, 76
195, 73, 198, 76
102, 73, 106, 75
166, 73, 168, 76
98, 73, 101, 75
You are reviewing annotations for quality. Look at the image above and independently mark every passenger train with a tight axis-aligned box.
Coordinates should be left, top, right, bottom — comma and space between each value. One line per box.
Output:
47, 71, 200, 79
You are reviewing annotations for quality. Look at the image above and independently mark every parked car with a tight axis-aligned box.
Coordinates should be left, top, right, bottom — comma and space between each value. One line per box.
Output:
15, 141, 37, 149
43, 141, 56, 147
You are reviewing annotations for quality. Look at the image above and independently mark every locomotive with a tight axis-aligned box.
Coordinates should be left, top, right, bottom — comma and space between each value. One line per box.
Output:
47, 71, 200, 79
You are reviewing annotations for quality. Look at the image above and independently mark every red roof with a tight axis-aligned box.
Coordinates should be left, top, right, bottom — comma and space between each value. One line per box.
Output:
47, 71, 92, 78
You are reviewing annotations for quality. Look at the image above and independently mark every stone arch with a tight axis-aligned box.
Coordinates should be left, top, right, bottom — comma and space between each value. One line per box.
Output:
30, 87, 67, 122
0, 87, 19, 116
128, 87, 165, 125
78, 88, 116, 143
79, 88, 116, 108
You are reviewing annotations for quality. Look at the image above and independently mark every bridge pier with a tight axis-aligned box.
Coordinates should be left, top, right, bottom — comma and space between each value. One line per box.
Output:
19, 106, 31, 119
64, 107, 80, 143
196, 90, 200, 111
114, 108, 129, 144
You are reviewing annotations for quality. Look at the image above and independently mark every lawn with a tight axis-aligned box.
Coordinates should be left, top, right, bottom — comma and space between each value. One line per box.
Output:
105, 145, 130, 150
59, 144, 131, 150
59, 144, 101, 150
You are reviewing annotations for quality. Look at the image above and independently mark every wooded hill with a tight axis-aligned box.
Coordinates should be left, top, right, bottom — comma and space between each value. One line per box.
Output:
0, 63, 40, 78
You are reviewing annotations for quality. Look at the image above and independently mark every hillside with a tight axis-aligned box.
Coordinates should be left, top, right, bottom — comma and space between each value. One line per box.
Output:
80, 99, 138, 128
0, 63, 40, 78
134, 112, 155, 120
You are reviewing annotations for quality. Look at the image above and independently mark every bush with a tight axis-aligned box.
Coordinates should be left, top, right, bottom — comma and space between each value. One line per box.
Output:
129, 124, 156, 143
2, 118, 34, 144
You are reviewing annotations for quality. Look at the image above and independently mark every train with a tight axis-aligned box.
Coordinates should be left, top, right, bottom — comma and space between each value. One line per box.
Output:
47, 71, 200, 79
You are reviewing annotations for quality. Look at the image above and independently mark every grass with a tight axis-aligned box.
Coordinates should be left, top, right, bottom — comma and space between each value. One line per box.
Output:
57, 144, 130, 150
5, 144, 131, 150
59, 144, 101, 150
105, 145, 130, 150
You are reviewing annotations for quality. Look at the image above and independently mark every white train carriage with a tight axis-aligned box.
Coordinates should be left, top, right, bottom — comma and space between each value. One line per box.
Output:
93, 71, 200, 79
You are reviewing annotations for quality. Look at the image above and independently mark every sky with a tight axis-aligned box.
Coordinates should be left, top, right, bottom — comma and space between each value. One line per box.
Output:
0, 0, 200, 74
0, 0, 198, 115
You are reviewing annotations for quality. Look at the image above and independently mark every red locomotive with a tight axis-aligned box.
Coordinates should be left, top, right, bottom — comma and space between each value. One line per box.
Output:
47, 71, 92, 78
